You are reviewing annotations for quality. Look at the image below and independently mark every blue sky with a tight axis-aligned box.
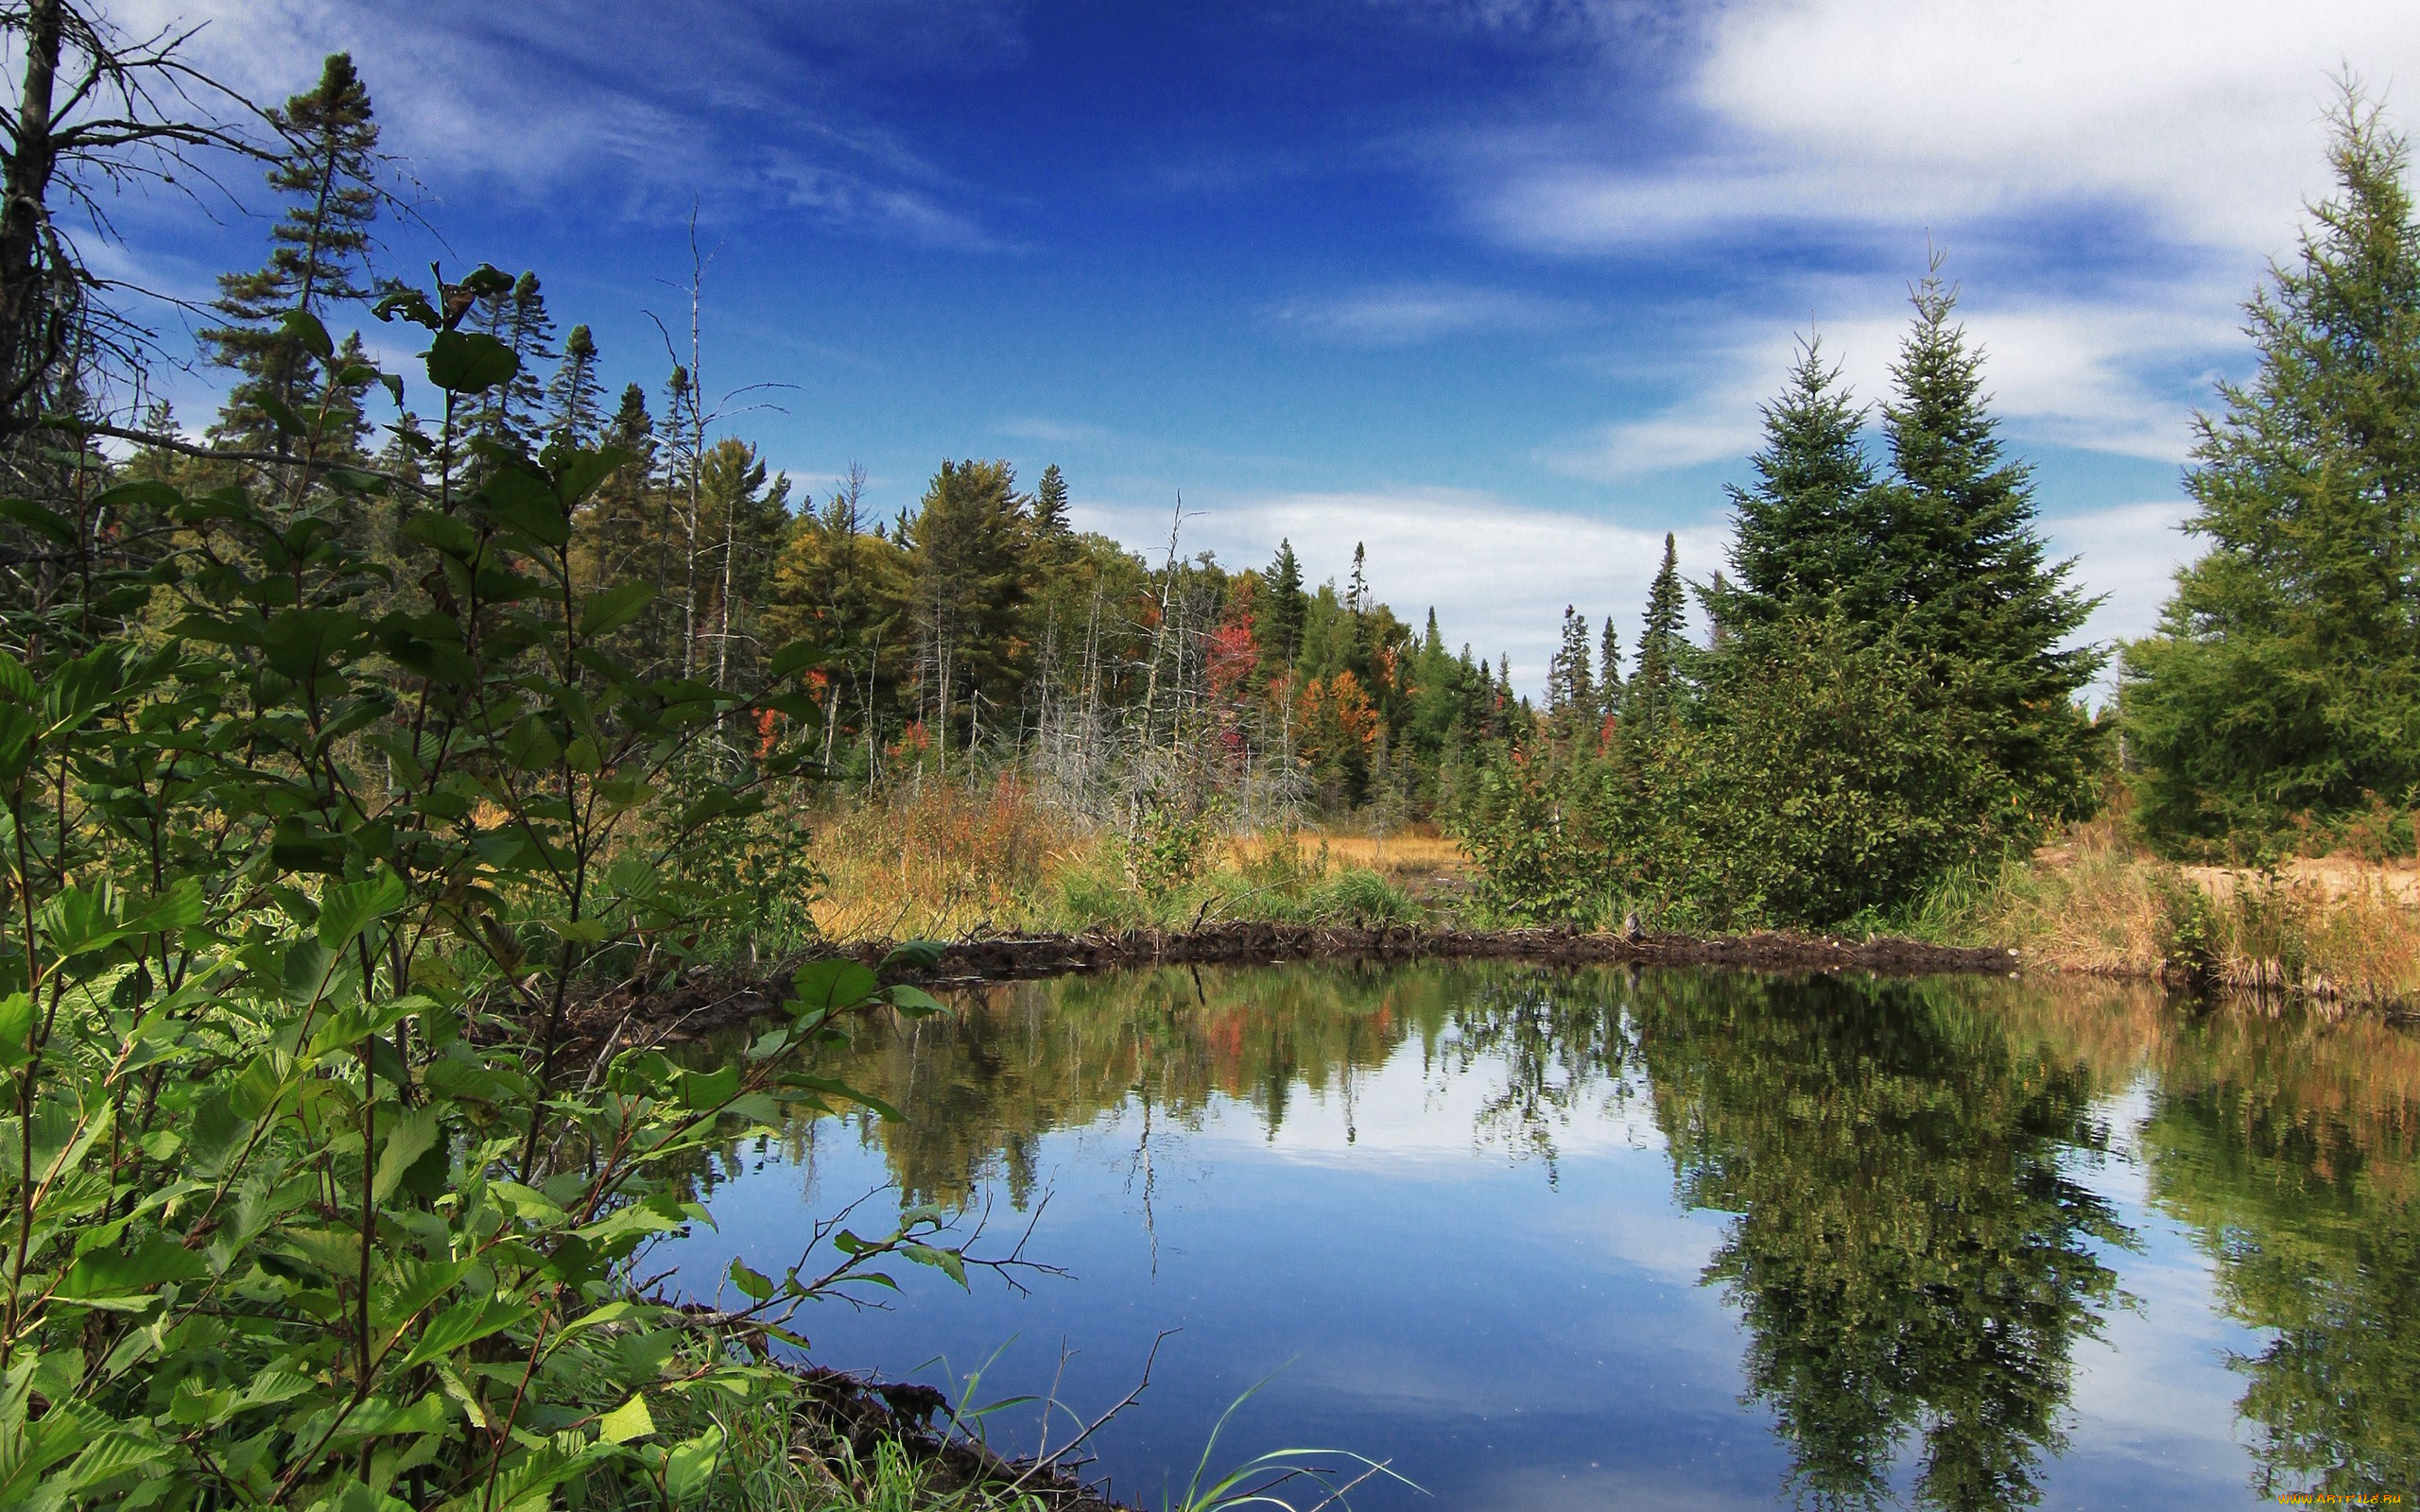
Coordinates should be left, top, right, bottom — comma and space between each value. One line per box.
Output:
101, 0, 2420, 690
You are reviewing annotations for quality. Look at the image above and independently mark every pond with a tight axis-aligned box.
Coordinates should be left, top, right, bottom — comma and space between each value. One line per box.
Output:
666, 961, 2420, 1510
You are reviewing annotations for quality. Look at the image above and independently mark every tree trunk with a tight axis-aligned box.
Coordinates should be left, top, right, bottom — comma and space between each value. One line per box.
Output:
0, 0, 65, 431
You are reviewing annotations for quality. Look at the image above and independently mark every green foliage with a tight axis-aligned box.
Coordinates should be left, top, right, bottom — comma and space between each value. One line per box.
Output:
1461, 262, 2106, 931
1701, 336, 1883, 636
1253, 541, 1305, 683
2122, 94, 2420, 852
1630, 609, 2039, 931
0, 277, 975, 1511
1457, 752, 1598, 926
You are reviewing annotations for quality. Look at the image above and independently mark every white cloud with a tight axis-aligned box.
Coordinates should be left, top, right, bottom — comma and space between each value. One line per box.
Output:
1459, 0, 2415, 486
994, 416, 1120, 447
2047, 498, 2200, 652
1547, 284, 2241, 480
1273, 283, 1587, 345
1072, 485, 1724, 693
1480, 0, 2420, 259
106, 0, 1014, 241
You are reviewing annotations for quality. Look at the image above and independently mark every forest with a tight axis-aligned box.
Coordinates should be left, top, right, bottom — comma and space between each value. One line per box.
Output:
5, 4, 2420, 1509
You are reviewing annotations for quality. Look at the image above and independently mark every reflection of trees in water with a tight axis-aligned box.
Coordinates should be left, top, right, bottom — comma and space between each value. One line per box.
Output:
793, 962, 1639, 1208
718, 960, 2420, 1506
1632, 972, 2132, 1512
2133, 1017, 2420, 1498
1428, 971, 1638, 1180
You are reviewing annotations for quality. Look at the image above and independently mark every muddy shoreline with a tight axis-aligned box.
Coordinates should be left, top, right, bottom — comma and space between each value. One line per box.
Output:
573, 922, 2023, 1046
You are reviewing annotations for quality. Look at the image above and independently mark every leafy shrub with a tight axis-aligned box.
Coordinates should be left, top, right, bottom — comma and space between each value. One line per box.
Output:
0, 290, 972, 1510
1455, 610, 2088, 932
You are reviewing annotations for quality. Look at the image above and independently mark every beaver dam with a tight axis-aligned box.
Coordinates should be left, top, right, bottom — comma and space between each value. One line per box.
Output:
664, 959, 2417, 1509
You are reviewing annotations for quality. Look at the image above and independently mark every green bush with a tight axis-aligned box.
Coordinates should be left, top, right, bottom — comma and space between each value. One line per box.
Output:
1455, 610, 2088, 933
0, 289, 971, 1510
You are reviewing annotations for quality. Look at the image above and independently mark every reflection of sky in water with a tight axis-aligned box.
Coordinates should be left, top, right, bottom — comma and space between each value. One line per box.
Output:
672, 984, 2281, 1511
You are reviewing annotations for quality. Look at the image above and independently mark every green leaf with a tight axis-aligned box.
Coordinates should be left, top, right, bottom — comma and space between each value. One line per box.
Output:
281, 307, 335, 360
788, 960, 879, 1016
880, 940, 947, 972
257, 394, 306, 438
886, 985, 948, 1017
663, 1429, 724, 1503
425, 330, 518, 393
482, 463, 568, 547
319, 873, 407, 949
727, 1260, 773, 1303
551, 445, 635, 507
57, 1237, 207, 1302
675, 1064, 741, 1111
768, 638, 828, 679
598, 1393, 656, 1445
579, 581, 655, 638
372, 1105, 441, 1203
0, 994, 30, 1071
0, 497, 76, 545
402, 1295, 533, 1368
401, 510, 479, 559
0, 648, 32, 703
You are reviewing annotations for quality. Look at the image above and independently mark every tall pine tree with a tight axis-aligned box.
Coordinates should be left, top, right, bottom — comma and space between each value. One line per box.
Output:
1599, 616, 1623, 716
546, 323, 604, 450
202, 53, 381, 448
1875, 263, 2100, 817
2123, 94, 2420, 847
1256, 539, 1308, 682
1547, 604, 1595, 730
1627, 534, 1687, 734
1703, 335, 1882, 636
1033, 462, 1071, 535
910, 458, 1031, 750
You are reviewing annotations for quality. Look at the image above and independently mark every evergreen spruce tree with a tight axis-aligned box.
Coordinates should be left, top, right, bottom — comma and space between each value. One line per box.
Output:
201, 53, 382, 448
2123, 95, 2420, 847
546, 323, 605, 450
1033, 462, 1071, 535
1599, 615, 1624, 715
1704, 336, 1882, 635
473, 271, 556, 449
1876, 262, 2100, 815
1256, 539, 1308, 681
909, 458, 1031, 748
1627, 534, 1687, 733
1548, 604, 1595, 727
575, 383, 662, 620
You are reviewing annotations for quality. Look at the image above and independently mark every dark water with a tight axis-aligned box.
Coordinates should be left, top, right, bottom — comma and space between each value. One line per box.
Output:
666, 963, 2420, 1510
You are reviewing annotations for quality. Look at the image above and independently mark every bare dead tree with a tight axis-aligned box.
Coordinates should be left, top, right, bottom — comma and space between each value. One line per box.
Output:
0, 1, 266, 435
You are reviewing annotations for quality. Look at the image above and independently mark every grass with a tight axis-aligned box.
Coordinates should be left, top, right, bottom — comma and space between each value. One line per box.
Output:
1916, 809, 2420, 1010
802, 777, 1433, 942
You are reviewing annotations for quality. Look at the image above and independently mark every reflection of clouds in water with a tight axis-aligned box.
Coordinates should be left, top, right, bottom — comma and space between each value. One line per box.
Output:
1184, 1033, 1666, 1170
2053, 1090, 2270, 1501
1592, 1210, 1726, 1286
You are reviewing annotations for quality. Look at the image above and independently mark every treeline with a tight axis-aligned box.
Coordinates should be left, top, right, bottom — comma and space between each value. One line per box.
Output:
79, 54, 1543, 843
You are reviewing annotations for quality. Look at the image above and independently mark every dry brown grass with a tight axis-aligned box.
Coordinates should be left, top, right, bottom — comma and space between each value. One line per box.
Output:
803, 783, 1435, 941
1231, 827, 1469, 882
810, 775, 1080, 940
1968, 811, 2420, 1009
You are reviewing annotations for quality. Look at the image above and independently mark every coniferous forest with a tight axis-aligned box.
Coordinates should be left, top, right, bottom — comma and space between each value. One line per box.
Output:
7, 6, 2420, 1509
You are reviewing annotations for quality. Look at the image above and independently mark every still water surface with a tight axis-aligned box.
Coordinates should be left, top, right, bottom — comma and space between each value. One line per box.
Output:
669, 962, 2420, 1510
